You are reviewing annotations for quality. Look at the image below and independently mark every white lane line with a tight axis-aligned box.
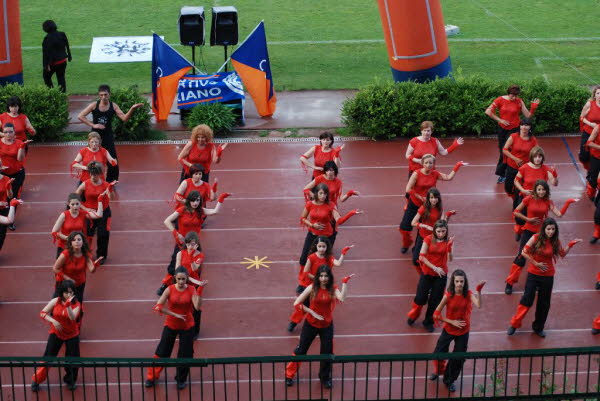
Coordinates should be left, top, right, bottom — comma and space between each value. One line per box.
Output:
0, 328, 592, 344
1, 289, 596, 305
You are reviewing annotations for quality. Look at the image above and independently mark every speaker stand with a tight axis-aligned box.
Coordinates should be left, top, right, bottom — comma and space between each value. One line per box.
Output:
223, 46, 228, 72
191, 46, 196, 68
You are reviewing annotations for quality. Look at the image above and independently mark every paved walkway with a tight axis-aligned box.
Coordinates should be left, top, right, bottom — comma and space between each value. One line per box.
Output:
67, 90, 355, 133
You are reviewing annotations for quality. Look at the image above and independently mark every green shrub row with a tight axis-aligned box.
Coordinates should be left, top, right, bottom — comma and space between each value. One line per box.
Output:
110, 86, 152, 141
0, 84, 69, 142
341, 75, 591, 139
185, 102, 237, 135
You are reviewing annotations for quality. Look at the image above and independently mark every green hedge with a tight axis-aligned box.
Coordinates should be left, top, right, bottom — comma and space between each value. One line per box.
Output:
110, 86, 151, 141
341, 75, 591, 139
0, 84, 68, 142
185, 102, 237, 135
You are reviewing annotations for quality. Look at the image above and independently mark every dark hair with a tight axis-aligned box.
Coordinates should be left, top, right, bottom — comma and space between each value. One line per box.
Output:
87, 161, 104, 177
529, 146, 545, 164
311, 183, 330, 204
98, 84, 111, 94
322, 161, 338, 177
184, 231, 199, 244
66, 231, 90, 259
174, 265, 189, 276
432, 219, 449, 243
309, 236, 333, 259
42, 20, 57, 33
66, 193, 81, 208
422, 188, 442, 222
311, 265, 335, 299
532, 179, 550, 200
319, 131, 335, 147
531, 218, 560, 258
520, 117, 534, 133
507, 85, 521, 95
56, 280, 76, 299
189, 164, 205, 177
185, 190, 204, 219
6, 96, 22, 112
448, 269, 469, 298
2, 122, 14, 131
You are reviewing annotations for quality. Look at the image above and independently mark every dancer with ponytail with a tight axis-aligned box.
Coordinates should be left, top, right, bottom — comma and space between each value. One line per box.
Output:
177, 124, 228, 183
31, 280, 81, 392
505, 180, 578, 294
173, 164, 216, 207
405, 121, 463, 177
287, 236, 352, 332
300, 131, 344, 179
585, 125, 600, 201
502, 118, 538, 204
407, 220, 454, 332
399, 154, 465, 253
429, 270, 485, 393
285, 266, 353, 389
70, 132, 116, 183
507, 218, 581, 337
145, 266, 205, 390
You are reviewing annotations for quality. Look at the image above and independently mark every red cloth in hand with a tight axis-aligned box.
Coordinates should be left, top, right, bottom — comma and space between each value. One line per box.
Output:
559, 198, 577, 215
9, 198, 20, 207
476, 282, 486, 292
342, 275, 353, 283
194, 252, 205, 265
447, 139, 460, 153
445, 211, 456, 218
341, 246, 352, 255
109, 159, 117, 167
303, 189, 312, 201
345, 190, 356, 198
567, 240, 579, 248
152, 304, 163, 314
212, 181, 218, 193
453, 161, 466, 172
529, 102, 539, 115
216, 145, 224, 158
195, 285, 205, 296
333, 145, 343, 159
337, 210, 357, 225
172, 230, 183, 246
217, 193, 231, 203
51, 232, 59, 245
433, 310, 442, 327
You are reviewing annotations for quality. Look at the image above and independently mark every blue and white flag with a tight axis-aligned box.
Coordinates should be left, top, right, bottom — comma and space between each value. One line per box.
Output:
177, 71, 245, 109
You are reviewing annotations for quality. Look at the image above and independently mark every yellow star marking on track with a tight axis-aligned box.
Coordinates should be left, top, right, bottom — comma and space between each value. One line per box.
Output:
240, 256, 272, 270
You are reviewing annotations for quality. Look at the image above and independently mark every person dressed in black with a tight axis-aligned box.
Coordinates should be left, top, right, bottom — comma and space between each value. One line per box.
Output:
77, 85, 143, 183
42, 20, 71, 93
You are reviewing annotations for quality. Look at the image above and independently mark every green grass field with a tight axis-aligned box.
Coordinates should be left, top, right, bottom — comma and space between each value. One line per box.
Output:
18, 0, 600, 94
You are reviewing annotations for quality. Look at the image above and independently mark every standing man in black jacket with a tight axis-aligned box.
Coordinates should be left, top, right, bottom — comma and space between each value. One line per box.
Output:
42, 20, 71, 92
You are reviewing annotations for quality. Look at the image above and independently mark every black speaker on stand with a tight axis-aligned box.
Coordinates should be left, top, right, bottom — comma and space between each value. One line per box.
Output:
210, 6, 238, 72
178, 6, 205, 122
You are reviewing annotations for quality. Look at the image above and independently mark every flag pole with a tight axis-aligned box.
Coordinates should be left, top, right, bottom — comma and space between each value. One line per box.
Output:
221, 20, 265, 73
216, 57, 231, 73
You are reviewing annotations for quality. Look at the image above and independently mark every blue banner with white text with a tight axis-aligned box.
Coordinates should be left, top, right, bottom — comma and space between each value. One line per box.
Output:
177, 72, 245, 109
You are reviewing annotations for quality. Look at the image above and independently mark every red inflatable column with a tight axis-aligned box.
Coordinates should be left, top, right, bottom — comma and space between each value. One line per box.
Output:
0, 0, 23, 85
376, 0, 452, 83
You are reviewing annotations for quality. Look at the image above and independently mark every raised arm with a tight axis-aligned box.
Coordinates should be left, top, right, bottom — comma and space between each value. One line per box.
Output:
203, 193, 230, 216
113, 102, 144, 122
333, 245, 353, 266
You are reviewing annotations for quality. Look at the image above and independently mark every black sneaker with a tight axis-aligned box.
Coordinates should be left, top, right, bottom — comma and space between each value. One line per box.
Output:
7, 223, 15, 231
322, 379, 332, 389
507, 326, 516, 336
144, 380, 155, 388
156, 284, 167, 296
533, 329, 546, 338
31, 382, 40, 392
596, 281, 600, 290
592, 328, 599, 335
590, 236, 599, 244
407, 318, 415, 326
515, 233, 521, 242
287, 322, 297, 332
497, 176, 506, 184
285, 378, 294, 387
505, 284, 513, 295
428, 373, 438, 381
177, 381, 187, 390
423, 323, 434, 333
447, 382, 456, 392
401, 247, 408, 254
66, 382, 77, 391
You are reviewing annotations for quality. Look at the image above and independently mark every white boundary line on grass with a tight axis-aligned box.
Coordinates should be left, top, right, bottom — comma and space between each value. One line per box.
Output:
535, 56, 600, 83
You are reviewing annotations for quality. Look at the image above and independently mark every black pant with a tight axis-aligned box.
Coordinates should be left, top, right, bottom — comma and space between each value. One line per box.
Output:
154, 326, 195, 383
43, 63, 67, 93
298, 231, 335, 267
414, 274, 447, 325
0, 207, 8, 251
513, 229, 535, 267
41, 333, 80, 384
88, 206, 111, 260
579, 131, 591, 164
433, 329, 469, 385
6, 168, 25, 199
504, 166, 519, 196
587, 156, 600, 189
594, 193, 600, 224
495, 127, 518, 177
519, 273, 553, 332
98, 132, 119, 182
399, 199, 419, 231
513, 193, 525, 227
412, 233, 424, 267
294, 321, 334, 381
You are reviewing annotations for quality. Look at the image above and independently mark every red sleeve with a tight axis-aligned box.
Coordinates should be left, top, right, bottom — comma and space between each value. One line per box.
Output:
78, 148, 86, 158
491, 96, 503, 110
314, 175, 324, 185
434, 170, 442, 180
421, 235, 431, 253
409, 137, 418, 147
522, 196, 531, 207
305, 201, 312, 212
417, 206, 425, 215
176, 206, 185, 215
61, 250, 69, 259
328, 256, 335, 265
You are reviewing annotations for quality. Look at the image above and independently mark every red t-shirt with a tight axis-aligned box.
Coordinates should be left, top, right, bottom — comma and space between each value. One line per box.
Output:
314, 175, 342, 207
164, 284, 195, 330
0, 139, 23, 175
77, 147, 109, 182
521, 196, 553, 233
524, 235, 566, 277
518, 163, 552, 192
176, 206, 203, 237
491, 96, 522, 129
82, 179, 111, 209
187, 142, 215, 173
589, 130, 600, 159
408, 137, 440, 172
180, 249, 201, 282
0, 175, 10, 207
312, 145, 336, 178
443, 290, 472, 336
410, 169, 441, 207
506, 133, 537, 169
58, 210, 90, 249
583, 101, 600, 134
0, 113, 31, 142
416, 206, 441, 239
420, 235, 452, 276
58, 250, 89, 286
182, 178, 211, 203
305, 285, 338, 328
300, 253, 335, 286
304, 201, 335, 236
48, 298, 81, 340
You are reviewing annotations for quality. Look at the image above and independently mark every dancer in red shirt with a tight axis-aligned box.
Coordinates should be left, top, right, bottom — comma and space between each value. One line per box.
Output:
485, 85, 539, 183
31, 280, 81, 392
592, 171, 600, 243
146, 266, 205, 390
173, 164, 216, 207
507, 218, 581, 337
585, 125, 600, 200
505, 180, 577, 294
0, 167, 21, 250
0, 123, 29, 230
298, 183, 361, 266
70, 132, 116, 183
594, 273, 600, 334
407, 220, 454, 332
399, 154, 465, 253
579, 85, 600, 174
300, 131, 344, 179
285, 266, 353, 389
0, 96, 36, 142
287, 236, 352, 332
502, 118, 538, 200
76, 162, 114, 262
429, 270, 485, 393
178, 124, 228, 183
51, 193, 103, 257
405, 121, 463, 177
303, 161, 358, 207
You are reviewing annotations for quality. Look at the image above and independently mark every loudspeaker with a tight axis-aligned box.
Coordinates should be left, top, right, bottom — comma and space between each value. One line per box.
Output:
179, 6, 205, 46
210, 6, 238, 46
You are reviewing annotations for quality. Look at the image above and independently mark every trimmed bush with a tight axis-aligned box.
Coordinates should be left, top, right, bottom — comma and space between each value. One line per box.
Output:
341, 75, 590, 139
0, 84, 68, 142
185, 103, 237, 135
111, 86, 151, 141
